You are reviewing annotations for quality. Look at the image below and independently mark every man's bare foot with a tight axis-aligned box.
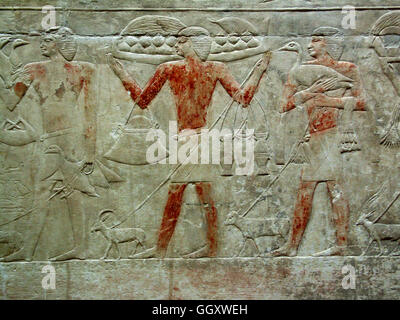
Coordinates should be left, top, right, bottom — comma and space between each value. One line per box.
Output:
183, 245, 210, 259
50, 248, 86, 261
130, 246, 160, 259
268, 244, 297, 257
312, 246, 346, 257
0, 249, 31, 262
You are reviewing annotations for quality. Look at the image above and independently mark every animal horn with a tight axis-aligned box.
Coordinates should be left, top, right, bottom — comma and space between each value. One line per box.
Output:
98, 209, 114, 221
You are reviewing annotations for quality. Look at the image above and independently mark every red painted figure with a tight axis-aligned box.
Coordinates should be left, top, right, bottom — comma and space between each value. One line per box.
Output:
108, 26, 271, 258
271, 28, 366, 257
0, 27, 97, 262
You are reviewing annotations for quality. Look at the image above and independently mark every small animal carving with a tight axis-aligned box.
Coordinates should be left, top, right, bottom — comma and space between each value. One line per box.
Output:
224, 211, 290, 257
91, 209, 146, 259
356, 211, 400, 256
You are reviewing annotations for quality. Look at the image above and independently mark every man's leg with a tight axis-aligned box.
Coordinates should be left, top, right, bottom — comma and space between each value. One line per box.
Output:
271, 180, 317, 257
156, 183, 187, 257
0, 178, 50, 261
51, 192, 87, 261
192, 182, 218, 257
313, 181, 349, 256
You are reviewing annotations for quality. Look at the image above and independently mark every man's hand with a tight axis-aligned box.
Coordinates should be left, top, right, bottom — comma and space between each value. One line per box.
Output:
256, 51, 272, 73
302, 134, 311, 143
308, 78, 337, 94
106, 53, 127, 79
293, 78, 336, 105
81, 162, 94, 175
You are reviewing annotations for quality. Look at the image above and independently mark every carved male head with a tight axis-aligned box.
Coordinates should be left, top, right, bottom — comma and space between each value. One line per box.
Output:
176, 26, 212, 61
308, 27, 344, 60
40, 26, 77, 61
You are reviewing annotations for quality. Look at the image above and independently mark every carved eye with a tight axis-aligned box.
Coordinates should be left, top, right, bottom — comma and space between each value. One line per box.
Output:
178, 37, 188, 44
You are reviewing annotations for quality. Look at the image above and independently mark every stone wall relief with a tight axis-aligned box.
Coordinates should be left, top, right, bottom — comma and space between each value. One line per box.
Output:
0, 27, 122, 262
350, 12, 400, 256
1, 11, 400, 261
268, 26, 367, 257
102, 15, 272, 259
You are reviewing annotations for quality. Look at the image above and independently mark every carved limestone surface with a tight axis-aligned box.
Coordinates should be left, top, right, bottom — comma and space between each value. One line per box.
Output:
0, 0, 400, 299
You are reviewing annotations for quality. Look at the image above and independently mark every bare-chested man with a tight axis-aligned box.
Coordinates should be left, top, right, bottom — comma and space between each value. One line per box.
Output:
271, 27, 366, 257
108, 26, 271, 258
0, 27, 97, 261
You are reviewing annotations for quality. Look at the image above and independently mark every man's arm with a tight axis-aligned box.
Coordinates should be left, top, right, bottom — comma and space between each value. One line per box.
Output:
107, 54, 169, 109
297, 66, 366, 111
135, 64, 169, 109
280, 74, 298, 113
280, 73, 333, 112
82, 66, 97, 166
347, 65, 366, 111
107, 54, 142, 103
217, 52, 271, 107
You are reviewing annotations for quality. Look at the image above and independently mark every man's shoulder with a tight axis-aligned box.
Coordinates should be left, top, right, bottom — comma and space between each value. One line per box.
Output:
205, 61, 225, 69
336, 60, 358, 70
304, 60, 317, 65
24, 61, 47, 68
306, 59, 358, 73
158, 60, 184, 69
23, 61, 47, 74
68, 60, 95, 71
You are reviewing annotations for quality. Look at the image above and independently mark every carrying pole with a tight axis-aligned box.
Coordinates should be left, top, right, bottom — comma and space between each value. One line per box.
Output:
114, 59, 262, 227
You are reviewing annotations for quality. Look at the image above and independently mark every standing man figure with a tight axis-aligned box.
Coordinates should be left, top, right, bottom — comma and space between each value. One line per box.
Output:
0, 27, 97, 261
272, 27, 366, 257
108, 26, 271, 258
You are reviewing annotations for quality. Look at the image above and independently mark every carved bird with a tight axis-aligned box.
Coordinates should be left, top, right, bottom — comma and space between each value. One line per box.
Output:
209, 17, 258, 35
44, 145, 99, 198
0, 37, 11, 50
0, 37, 12, 87
0, 38, 29, 88
370, 11, 400, 36
121, 15, 186, 36
278, 41, 354, 92
369, 12, 400, 148
10, 39, 29, 70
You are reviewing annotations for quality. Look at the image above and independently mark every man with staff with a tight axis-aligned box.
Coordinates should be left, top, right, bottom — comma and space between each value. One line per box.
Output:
271, 27, 366, 257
